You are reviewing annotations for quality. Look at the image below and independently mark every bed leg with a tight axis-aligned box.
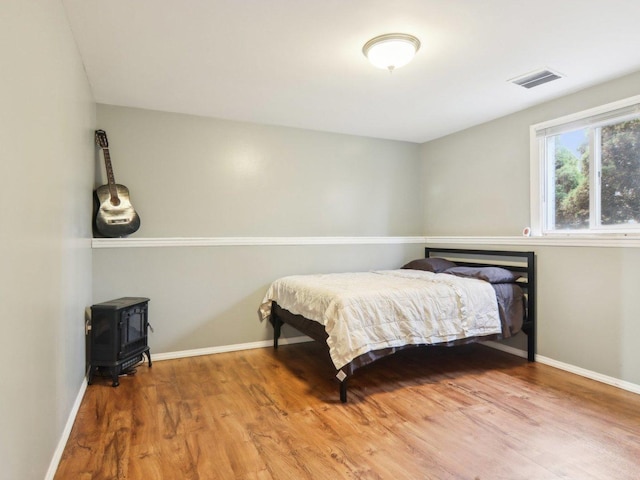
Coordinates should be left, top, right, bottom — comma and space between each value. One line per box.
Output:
527, 325, 535, 362
272, 307, 281, 350
340, 381, 347, 403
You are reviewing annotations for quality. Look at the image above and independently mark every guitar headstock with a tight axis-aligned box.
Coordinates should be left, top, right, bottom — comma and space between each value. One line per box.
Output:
95, 130, 109, 149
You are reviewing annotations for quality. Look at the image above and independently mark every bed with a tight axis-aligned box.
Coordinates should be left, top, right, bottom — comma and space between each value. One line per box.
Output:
259, 247, 536, 402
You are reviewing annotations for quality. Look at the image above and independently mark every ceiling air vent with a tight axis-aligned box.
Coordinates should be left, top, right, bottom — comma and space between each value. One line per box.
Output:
509, 69, 563, 89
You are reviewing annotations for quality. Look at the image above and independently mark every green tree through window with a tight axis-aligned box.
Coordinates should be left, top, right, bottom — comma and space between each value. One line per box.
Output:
601, 119, 640, 225
553, 139, 589, 229
546, 117, 640, 232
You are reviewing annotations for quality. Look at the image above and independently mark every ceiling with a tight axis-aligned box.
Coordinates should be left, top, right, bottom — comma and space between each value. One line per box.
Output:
62, 0, 640, 143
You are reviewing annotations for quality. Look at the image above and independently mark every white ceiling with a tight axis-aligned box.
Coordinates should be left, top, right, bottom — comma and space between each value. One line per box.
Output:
62, 0, 640, 143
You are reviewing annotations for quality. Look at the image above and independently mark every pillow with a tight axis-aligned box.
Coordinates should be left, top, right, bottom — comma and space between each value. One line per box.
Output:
444, 266, 522, 284
401, 257, 457, 273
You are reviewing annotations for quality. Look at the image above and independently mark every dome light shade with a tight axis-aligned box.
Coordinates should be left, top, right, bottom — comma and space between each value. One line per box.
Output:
362, 33, 421, 72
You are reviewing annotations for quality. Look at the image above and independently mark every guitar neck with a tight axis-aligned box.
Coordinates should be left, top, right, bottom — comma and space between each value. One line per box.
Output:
101, 148, 120, 202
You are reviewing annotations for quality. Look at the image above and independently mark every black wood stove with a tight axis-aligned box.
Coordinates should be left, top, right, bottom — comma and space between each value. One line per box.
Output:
87, 297, 151, 386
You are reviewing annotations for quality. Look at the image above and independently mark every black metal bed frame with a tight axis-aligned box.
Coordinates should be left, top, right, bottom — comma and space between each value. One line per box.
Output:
425, 247, 536, 362
272, 247, 536, 402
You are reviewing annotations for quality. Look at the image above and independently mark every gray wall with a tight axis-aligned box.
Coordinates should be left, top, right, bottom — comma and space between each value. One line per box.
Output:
93, 105, 424, 352
421, 70, 640, 385
4, 4, 638, 477
0, 1, 95, 479
96, 105, 422, 237
93, 244, 425, 353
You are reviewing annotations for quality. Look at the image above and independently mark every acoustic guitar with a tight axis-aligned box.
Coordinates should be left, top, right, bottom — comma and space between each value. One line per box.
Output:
94, 130, 141, 237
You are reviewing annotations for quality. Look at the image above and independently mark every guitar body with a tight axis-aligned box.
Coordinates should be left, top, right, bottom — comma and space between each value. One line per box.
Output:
94, 184, 141, 237
93, 130, 141, 238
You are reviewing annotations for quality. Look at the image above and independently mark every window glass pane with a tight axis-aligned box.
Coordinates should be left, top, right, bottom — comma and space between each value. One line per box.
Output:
550, 129, 590, 229
600, 119, 640, 226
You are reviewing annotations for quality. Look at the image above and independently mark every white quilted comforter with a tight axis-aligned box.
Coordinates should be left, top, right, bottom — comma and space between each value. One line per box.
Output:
259, 269, 501, 371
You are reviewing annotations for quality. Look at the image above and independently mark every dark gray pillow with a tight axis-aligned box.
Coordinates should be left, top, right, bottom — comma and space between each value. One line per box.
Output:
402, 257, 457, 273
444, 266, 522, 284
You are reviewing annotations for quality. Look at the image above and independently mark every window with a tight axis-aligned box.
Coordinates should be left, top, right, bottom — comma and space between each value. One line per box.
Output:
531, 96, 640, 235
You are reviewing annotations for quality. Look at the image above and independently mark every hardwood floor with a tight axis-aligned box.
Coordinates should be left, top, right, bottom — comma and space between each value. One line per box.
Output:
55, 343, 640, 479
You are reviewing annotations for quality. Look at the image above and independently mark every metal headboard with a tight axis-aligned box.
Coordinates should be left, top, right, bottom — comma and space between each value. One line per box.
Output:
425, 247, 536, 362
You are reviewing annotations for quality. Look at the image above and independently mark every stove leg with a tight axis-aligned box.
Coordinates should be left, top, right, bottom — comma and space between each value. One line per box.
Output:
144, 350, 152, 367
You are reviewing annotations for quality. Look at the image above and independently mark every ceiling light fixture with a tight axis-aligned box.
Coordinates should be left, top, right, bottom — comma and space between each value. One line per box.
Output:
362, 33, 421, 72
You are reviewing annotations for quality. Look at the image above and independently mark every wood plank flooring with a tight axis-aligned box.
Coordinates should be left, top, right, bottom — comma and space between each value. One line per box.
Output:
55, 343, 640, 479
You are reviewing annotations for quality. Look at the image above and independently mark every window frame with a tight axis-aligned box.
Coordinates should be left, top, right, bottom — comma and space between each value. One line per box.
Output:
530, 94, 640, 237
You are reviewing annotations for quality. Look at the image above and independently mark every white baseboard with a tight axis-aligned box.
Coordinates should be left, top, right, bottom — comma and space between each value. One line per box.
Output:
535, 353, 640, 395
483, 341, 640, 395
45, 378, 88, 480
152, 335, 313, 362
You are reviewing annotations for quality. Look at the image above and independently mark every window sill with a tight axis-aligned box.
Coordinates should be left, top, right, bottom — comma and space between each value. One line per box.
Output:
424, 235, 640, 248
